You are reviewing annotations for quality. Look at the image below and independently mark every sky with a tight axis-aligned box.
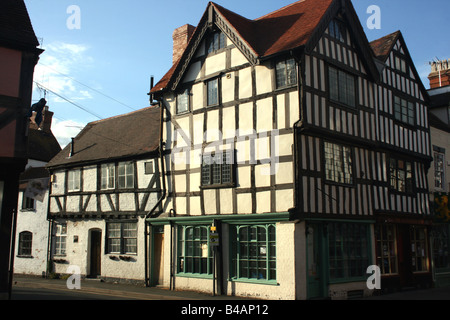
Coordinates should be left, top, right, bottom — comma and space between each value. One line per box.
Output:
23, 0, 450, 148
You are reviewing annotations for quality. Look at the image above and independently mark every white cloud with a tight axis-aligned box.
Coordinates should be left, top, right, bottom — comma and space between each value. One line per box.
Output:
51, 119, 86, 148
33, 41, 94, 102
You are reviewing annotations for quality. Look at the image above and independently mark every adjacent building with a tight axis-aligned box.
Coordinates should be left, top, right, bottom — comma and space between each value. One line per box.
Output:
45, 106, 162, 284
0, 0, 43, 299
148, 0, 432, 299
427, 59, 450, 287
14, 107, 61, 276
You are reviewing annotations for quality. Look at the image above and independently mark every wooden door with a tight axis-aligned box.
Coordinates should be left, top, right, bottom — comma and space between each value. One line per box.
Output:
153, 232, 164, 285
90, 230, 102, 278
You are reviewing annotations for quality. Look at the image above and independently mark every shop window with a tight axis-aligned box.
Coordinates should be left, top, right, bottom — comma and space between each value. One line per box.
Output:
410, 226, 429, 272
231, 224, 276, 282
328, 223, 370, 280
375, 224, 398, 275
177, 225, 213, 275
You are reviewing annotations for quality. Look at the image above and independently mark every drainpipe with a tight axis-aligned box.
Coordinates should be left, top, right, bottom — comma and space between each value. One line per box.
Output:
144, 99, 167, 287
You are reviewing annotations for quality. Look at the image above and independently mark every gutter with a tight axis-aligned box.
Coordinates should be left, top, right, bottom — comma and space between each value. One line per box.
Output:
144, 100, 167, 287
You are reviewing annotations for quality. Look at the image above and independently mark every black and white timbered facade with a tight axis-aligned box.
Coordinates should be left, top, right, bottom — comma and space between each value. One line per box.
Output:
149, 0, 432, 299
46, 107, 162, 283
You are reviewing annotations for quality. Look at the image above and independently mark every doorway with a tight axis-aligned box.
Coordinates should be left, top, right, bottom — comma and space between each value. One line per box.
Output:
89, 229, 102, 278
306, 223, 327, 299
152, 227, 165, 286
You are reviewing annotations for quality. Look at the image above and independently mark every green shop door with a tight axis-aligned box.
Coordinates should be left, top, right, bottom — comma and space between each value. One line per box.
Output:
306, 223, 328, 299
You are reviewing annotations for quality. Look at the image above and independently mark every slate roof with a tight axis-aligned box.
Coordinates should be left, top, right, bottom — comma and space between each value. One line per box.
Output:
47, 106, 161, 169
151, 0, 334, 93
0, 0, 40, 49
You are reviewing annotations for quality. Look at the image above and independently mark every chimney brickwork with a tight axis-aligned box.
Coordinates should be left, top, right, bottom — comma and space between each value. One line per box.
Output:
172, 24, 195, 64
429, 59, 450, 89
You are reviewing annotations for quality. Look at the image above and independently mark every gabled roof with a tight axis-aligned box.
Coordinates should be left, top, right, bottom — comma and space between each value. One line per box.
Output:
0, 0, 40, 49
47, 106, 161, 169
369, 31, 401, 61
151, 0, 336, 94
369, 30, 429, 102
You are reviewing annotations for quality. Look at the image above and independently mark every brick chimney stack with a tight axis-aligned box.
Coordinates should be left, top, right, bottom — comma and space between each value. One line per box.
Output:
428, 59, 450, 89
172, 24, 195, 64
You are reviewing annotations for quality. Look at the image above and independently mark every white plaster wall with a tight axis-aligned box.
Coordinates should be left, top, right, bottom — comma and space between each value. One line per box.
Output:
14, 191, 50, 276
53, 218, 146, 281
82, 165, 96, 192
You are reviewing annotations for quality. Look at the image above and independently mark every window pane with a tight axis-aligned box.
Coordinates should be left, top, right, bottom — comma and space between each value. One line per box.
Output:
207, 79, 218, 106
177, 89, 189, 114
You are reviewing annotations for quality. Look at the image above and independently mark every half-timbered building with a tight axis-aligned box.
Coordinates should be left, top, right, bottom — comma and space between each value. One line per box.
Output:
0, 0, 43, 299
148, 0, 432, 299
46, 106, 162, 283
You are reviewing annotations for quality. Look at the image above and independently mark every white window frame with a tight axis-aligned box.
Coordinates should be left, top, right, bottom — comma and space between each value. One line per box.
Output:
101, 163, 116, 190
54, 223, 67, 256
118, 162, 134, 189
67, 169, 81, 192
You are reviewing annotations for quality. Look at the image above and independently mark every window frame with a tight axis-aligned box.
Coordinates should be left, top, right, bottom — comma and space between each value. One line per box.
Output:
201, 150, 235, 188
389, 157, 414, 194
328, 20, 346, 43
177, 225, 213, 276
410, 226, 429, 273
328, 223, 371, 282
67, 169, 81, 192
394, 95, 415, 126
18, 231, 33, 257
324, 141, 354, 186
207, 31, 226, 54
22, 193, 35, 211
54, 223, 67, 256
433, 148, 445, 190
206, 78, 219, 107
176, 88, 190, 114
328, 66, 356, 108
231, 224, 277, 283
375, 224, 398, 275
275, 57, 297, 89
117, 161, 134, 189
106, 222, 138, 255
101, 163, 116, 190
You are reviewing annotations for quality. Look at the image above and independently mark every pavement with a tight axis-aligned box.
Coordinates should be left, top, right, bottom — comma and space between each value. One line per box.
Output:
10, 274, 450, 300
11, 274, 251, 300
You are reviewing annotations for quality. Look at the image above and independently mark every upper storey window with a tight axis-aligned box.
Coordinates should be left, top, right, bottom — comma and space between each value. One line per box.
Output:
177, 89, 190, 114
207, 31, 226, 54
329, 20, 345, 42
68, 169, 81, 192
394, 96, 415, 126
275, 58, 297, 88
329, 66, 356, 108
394, 55, 407, 73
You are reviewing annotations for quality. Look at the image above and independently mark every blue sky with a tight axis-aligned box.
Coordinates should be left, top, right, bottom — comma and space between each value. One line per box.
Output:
24, 0, 450, 147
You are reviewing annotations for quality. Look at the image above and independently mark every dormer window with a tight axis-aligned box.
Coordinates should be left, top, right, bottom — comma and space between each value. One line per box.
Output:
207, 31, 226, 54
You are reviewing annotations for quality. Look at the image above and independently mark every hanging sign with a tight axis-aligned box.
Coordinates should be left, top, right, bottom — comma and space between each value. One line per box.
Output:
434, 193, 450, 223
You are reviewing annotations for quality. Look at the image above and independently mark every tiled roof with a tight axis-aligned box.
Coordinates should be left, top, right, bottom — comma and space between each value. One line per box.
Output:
47, 106, 161, 169
28, 128, 62, 163
0, 0, 40, 48
369, 30, 400, 61
151, 0, 334, 93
